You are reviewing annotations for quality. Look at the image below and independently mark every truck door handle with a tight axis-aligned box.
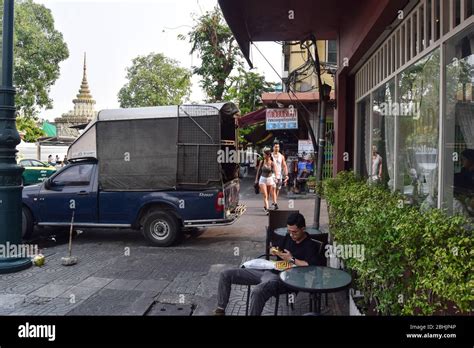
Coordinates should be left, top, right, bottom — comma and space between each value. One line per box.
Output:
77, 191, 89, 196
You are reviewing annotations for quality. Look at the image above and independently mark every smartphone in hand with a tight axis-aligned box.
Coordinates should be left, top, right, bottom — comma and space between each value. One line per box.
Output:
270, 246, 282, 255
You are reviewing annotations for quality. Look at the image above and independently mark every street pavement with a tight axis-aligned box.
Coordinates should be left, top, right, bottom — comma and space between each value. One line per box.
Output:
0, 177, 348, 316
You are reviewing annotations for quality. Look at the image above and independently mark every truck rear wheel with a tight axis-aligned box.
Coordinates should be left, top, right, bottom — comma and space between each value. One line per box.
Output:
141, 210, 180, 247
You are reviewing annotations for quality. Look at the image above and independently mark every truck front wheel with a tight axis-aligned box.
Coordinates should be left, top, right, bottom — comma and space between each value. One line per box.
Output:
141, 210, 180, 247
22, 206, 34, 240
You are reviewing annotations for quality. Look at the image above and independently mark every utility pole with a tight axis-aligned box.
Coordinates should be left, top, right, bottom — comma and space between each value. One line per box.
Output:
0, 0, 32, 273
314, 83, 331, 229
310, 35, 332, 229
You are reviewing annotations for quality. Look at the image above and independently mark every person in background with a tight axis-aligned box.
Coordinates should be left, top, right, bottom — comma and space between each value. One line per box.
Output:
288, 155, 298, 192
271, 141, 289, 209
454, 148, 474, 193
371, 145, 383, 183
452, 149, 474, 216
296, 167, 310, 193
62, 155, 68, 167
297, 157, 307, 176
306, 159, 314, 176
47, 155, 54, 166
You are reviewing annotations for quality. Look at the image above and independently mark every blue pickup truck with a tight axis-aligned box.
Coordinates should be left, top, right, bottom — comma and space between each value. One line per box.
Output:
21, 103, 245, 246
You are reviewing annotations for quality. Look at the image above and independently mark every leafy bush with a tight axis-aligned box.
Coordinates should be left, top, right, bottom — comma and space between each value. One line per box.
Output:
307, 176, 317, 182
320, 171, 473, 315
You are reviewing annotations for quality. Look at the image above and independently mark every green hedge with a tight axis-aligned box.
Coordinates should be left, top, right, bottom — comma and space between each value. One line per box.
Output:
320, 171, 473, 315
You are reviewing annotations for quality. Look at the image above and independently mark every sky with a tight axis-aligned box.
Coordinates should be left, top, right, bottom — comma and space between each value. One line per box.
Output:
33, 0, 282, 121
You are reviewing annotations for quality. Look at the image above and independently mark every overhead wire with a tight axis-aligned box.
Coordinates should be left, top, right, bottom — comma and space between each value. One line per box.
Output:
250, 40, 321, 156
251, 42, 282, 81
251, 39, 320, 115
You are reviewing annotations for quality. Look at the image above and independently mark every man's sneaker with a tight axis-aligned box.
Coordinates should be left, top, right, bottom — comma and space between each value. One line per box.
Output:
263, 207, 269, 215
272, 203, 279, 210
213, 308, 225, 316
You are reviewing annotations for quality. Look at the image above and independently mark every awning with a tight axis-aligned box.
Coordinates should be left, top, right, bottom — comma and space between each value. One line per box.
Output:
237, 95, 336, 127
241, 123, 274, 145
218, 0, 408, 72
218, 0, 341, 68
42, 122, 56, 137
238, 108, 266, 127
262, 91, 335, 104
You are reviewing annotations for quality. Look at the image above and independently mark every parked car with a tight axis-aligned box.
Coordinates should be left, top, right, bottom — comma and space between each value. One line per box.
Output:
19, 159, 56, 186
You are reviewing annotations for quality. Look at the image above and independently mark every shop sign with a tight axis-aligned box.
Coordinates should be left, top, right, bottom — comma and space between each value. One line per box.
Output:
298, 139, 314, 157
266, 108, 298, 130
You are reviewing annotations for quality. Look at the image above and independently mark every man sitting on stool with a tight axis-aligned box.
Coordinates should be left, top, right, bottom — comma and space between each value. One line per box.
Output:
214, 213, 320, 316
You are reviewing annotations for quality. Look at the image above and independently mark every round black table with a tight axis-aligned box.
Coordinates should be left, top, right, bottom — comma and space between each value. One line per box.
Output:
274, 227, 323, 237
279, 266, 352, 315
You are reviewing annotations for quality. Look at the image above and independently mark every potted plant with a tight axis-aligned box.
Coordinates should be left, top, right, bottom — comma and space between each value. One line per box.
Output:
306, 176, 317, 193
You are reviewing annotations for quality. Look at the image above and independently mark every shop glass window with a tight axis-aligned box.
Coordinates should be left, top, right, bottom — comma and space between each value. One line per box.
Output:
396, 49, 440, 207
357, 97, 371, 178
443, 26, 474, 218
371, 80, 396, 190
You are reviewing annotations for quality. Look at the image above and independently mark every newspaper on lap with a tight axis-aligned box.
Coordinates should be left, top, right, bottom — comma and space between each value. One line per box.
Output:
241, 259, 294, 271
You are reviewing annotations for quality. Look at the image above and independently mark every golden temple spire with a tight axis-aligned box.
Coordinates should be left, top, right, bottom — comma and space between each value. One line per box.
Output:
74, 52, 95, 103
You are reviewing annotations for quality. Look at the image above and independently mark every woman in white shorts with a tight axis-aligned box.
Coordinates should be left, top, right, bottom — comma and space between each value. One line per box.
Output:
255, 148, 277, 214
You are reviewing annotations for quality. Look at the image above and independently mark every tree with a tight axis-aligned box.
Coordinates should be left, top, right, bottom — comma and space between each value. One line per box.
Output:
118, 53, 192, 107
13, 0, 69, 118
238, 123, 259, 147
223, 68, 275, 146
224, 68, 275, 115
16, 116, 44, 142
179, 6, 242, 102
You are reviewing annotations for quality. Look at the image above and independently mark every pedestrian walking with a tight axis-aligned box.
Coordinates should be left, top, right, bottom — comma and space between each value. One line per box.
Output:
271, 141, 289, 209
255, 148, 277, 215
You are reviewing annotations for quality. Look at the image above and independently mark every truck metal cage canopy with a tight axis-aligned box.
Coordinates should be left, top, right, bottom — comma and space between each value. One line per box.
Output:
68, 103, 239, 191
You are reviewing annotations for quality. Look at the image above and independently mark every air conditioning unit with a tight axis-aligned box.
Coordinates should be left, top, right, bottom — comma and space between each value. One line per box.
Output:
282, 70, 289, 78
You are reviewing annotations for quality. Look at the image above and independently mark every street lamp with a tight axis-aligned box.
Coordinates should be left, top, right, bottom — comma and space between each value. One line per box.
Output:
313, 83, 332, 229
0, 0, 32, 273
